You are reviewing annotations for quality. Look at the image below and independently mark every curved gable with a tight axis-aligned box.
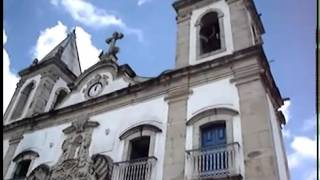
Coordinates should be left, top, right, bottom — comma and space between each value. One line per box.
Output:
57, 60, 144, 109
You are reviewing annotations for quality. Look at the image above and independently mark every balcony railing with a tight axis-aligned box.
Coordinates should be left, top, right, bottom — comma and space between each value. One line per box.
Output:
112, 156, 157, 180
186, 142, 241, 179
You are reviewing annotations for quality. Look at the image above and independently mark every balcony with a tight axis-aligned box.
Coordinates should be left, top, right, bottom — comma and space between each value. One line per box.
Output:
186, 142, 242, 180
112, 156, 157, 180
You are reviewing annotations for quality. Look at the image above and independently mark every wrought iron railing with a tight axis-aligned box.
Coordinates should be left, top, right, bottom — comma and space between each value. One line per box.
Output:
112, 156, 157, 180
186, 142, 240, 179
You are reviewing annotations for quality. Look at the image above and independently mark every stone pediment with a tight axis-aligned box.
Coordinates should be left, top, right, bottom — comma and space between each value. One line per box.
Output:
57, 60, 150, 108
75, 60, 145, 98
70, 60, 136, 91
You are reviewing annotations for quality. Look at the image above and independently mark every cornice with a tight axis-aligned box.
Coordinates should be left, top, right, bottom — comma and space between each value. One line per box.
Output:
4, 45, 280, 134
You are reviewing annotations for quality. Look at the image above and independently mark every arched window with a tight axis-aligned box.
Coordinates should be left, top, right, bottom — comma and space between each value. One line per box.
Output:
200, 12, 221, 54
11, 82, 35, 120
119, 124, 162, 160
196, 10, 225, 58
187, 107, 238, 148
186, 108, 240, 178
113, 124, 160, 180
51, 89, 68, 110
12, 150, 39, 179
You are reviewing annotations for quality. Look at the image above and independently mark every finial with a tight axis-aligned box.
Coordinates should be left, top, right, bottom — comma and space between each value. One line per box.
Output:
31, 58, 39, 66
99, 31, 124, 61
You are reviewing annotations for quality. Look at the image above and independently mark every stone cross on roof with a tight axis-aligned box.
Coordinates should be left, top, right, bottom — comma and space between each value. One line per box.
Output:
100, 32, 124, 61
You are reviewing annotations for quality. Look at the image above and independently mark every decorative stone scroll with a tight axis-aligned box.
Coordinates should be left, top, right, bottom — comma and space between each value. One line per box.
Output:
25, 115, 104, 180
49, 115, 99, 180
25, 115, 115, 180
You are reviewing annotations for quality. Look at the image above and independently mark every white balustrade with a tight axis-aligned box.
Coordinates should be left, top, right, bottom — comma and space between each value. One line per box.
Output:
112, 157, 157, 180
186, 142, 240, 179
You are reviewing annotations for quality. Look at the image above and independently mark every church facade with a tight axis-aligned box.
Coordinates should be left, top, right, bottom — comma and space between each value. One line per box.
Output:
3, 0, 290, 180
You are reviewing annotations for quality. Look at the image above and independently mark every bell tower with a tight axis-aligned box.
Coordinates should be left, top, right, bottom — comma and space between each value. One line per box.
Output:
173, 0, 264, 68
4, 30, 81, 123
171, 1, 290, 180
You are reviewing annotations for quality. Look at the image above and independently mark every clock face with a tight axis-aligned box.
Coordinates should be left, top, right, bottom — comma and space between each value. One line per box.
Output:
88, 82, 103, 97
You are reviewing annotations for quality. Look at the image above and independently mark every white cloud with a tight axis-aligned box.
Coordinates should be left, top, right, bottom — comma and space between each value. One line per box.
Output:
279, 100, 291, 123
137, 0, 152, 6
301, 115, 316, 132
33, 21, 101, 71
33, 21, 68, 60
282, 128, 291, 139
288, 136, 316, 169
51, 0, 143, 42
3, 29, 19, 113
74, 26, 101, 71
290, 136, 316, 159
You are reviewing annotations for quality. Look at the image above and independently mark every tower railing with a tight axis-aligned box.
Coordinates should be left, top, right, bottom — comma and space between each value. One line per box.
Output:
186, 142, 241, 179
111, 156, 157, 180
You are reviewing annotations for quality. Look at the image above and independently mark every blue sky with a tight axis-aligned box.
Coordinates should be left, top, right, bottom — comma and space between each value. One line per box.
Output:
3, 0, 316, 179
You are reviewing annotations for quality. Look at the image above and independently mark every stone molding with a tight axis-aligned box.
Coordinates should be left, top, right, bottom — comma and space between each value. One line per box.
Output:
173, 0, 220, 13
164, 88, 193, 102
3, 45, 284, 136
187, 107, 239, 125
12, 150, 39, 162
8, 135, 24, 145
119, 124, 162, 140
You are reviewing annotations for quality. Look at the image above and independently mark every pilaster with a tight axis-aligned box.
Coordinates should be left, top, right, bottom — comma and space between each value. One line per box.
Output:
234, 72, 279, 180
162, 82, 191, 180
3, 134, 24, 178
227, 0, 254, 51
27, 70, 59, 116
175, 12, 192, 68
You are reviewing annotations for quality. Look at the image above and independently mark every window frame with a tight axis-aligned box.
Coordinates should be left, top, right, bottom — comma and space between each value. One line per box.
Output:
50, 88, 69, 110
187, 107, 238, 150
11, 81, 36, 120
119, 124, 161, 161
195, 9, 226, 60
200, 120, 227, 149
11, 150, 39, 179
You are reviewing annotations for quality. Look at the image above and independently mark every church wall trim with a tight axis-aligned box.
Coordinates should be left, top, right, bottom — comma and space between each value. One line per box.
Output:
4, 45, 284, 140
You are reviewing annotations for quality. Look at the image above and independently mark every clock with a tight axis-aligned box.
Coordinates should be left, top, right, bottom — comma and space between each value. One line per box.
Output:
88, 82, 103, 97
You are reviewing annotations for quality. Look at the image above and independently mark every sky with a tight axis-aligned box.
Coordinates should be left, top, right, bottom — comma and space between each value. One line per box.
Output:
3, 0, 316, 179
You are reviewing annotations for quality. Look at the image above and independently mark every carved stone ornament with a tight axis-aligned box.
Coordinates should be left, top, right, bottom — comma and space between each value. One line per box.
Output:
82, 74, 109, 99
26, 116, 103, 180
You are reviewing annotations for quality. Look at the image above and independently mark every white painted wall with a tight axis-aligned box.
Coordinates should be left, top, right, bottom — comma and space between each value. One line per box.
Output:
4, 75, 41, 125
187, 77, 239, 120
89, 96, 168, 180
5, 96, 168, 180
189, 0, 234, 65
60, 70, 129, 108
267, 95, 289, 180
5, 123, 69, 179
